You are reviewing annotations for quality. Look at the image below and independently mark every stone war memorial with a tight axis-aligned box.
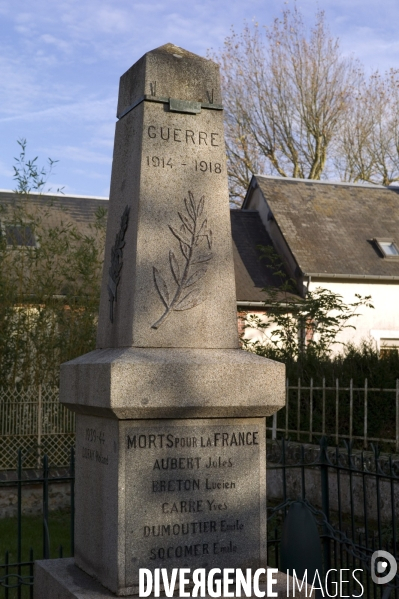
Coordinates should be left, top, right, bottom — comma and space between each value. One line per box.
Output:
33, 44, 301, 598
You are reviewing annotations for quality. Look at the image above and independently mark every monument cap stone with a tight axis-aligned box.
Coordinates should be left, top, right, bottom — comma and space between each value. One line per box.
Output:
117, 43, 223, 120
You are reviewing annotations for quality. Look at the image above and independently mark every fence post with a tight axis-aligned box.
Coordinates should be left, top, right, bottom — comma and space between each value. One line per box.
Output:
37, 384, 42, 468
364, 378, 368, 449
320, 437, 331, 578
335, 379, 339, 446
5, 550, 9, 599
272, 413, 277, 440
349, 379, 353, 444
309, 378, 313, 443
396, 379, 399, 453
282, 437, 287, 517
297, 378, 301, 441
17, 449, 22, 591
42, 454, 50, 559
70, 446, 75, 556
285, 378, 289, 439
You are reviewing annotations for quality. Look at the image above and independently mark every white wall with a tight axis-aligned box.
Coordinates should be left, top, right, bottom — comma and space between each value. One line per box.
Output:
239, 280, 399, 354
307, 279, 399, 352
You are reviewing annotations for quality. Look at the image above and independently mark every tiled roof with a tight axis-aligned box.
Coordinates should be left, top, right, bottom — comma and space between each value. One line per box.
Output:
230, 209, 299, 302
0, 191, 107, 236
252, 176, 399, 278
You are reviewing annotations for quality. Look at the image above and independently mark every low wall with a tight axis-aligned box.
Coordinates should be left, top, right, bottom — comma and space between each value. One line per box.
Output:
0, 469, 72, 518
267, 454, 399, 523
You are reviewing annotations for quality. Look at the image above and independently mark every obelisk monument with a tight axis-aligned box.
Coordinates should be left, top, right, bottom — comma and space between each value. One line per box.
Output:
34, 43, 285, 598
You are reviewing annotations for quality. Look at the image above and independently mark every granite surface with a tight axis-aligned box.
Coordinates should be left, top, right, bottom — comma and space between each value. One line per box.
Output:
73, 416, 266, 595
56, 42, 286, 599
60, 347, 285, 419
116, 43, 223, 120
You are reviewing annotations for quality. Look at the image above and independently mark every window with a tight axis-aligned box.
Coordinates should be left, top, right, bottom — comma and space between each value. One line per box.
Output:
1, 224, 36, 247
371, 330, 399, 356
379, 241, 399, 256
380, 338, 399, 357
374, 238, 399, 258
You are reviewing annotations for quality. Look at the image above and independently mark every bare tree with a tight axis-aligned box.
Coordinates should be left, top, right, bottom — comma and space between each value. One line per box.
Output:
214, 7, 362, 205
336, 69, 399, 186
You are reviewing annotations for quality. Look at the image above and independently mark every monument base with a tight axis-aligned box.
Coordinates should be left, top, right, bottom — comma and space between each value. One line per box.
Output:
34, 559, 313, 598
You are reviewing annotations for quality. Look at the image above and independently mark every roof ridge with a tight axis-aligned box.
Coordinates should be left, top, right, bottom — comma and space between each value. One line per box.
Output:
254, 174, 390, 190
0, 189, 109, 201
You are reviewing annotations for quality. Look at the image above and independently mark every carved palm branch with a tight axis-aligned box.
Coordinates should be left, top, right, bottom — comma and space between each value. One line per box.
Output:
151, 191, 213, 329
107, 205, 130, 323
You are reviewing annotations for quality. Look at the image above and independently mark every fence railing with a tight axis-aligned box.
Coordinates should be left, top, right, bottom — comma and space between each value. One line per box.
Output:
1, 440, 399, 598
0, 448, 75, 598
2, 378, 399, 470
268, 378, 399, 450
267, 437, 399, 598
0, 386, 75, 469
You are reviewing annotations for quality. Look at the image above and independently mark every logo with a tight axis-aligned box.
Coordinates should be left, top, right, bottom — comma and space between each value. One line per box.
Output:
371, 550, 398, 585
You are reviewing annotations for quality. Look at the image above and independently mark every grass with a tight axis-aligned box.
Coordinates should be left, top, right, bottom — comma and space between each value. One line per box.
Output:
0, 510, 72, 599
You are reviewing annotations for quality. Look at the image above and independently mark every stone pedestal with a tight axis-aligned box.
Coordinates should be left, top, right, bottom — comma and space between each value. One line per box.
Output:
73, 415, 267, 595
34, 43, 285, 599
60, 350, 283, 595
60, 348, 284, 419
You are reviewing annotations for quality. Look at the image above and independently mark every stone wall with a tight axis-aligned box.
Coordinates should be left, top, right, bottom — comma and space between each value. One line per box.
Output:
0, 469, 72, 518
267, 462, 397, 524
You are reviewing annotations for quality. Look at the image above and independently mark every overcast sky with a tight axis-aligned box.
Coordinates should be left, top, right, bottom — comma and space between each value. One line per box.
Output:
1, 0, 399, 197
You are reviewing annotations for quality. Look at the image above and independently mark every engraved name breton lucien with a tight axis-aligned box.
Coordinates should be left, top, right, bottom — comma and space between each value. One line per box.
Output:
151, 191, 213, 330
107, 205, 130, 323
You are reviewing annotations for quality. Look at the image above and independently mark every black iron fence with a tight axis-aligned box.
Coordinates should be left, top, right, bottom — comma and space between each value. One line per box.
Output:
0, 448, 74, 598
267, 378, 399, 450
267, 438, 399, 598
2, 440, 399, 597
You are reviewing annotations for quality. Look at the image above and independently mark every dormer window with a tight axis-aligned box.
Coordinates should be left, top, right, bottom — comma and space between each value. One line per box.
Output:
374, 238, 399, 258
379, 241, 399, 256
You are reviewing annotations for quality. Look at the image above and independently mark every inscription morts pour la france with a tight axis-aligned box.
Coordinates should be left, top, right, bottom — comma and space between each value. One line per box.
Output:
34, 43, 286, 598
123, 420, 264, 580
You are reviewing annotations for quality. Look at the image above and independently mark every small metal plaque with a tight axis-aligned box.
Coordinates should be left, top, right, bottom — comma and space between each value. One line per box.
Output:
169, 98, 201, 114
117, 95, 222, 119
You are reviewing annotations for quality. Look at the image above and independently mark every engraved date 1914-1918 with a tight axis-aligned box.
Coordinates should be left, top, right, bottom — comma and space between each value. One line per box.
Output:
151, 191, 213, 330
146, 156, 222, 173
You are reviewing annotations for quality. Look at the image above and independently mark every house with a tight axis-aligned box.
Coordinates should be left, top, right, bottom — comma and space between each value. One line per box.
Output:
0, 189, 107, 244
240, 175, 399, 352
4, 178, 399, 354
